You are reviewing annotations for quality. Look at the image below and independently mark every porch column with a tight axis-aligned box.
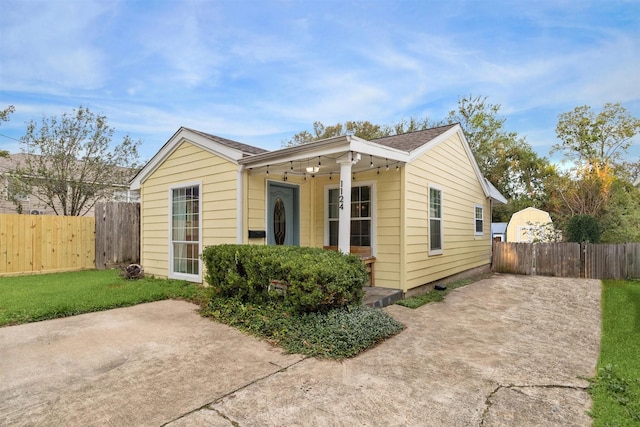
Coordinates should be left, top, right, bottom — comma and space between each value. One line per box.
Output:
336, 152, 361, 254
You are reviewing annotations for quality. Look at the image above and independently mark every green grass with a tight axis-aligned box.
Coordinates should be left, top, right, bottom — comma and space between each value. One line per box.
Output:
588, 279, 640, 425
0, 270, 208, 327
395, 275, 487, 309
203, 296, 405, 359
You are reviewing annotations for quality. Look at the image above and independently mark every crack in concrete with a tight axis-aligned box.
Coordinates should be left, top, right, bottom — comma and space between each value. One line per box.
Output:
479, 382, 589, 426
161, 357, 309, 426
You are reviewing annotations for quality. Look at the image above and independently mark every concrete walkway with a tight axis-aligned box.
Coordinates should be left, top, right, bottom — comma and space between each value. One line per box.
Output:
0, 274, 601, 426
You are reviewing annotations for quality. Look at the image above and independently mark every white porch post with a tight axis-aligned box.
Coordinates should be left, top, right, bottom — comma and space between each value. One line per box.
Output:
336, 152, 361, 254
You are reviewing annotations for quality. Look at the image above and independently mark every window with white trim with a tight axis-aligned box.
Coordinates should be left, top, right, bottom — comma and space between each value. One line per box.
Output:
429, 186, 443, 254
170, 184, 200, 280
327, 185, 372, 247
475, 205, 484, 235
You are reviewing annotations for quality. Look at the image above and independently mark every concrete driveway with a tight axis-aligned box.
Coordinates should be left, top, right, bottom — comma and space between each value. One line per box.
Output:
0, 274, 601, 426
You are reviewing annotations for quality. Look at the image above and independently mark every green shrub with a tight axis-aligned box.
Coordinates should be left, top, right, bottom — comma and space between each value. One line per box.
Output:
566, 214, 601, 243
203, 296, 404, 359
202, 245, 367, 313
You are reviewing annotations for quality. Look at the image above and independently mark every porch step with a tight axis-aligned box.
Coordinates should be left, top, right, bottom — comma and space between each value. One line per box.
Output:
363, 286, 403, 308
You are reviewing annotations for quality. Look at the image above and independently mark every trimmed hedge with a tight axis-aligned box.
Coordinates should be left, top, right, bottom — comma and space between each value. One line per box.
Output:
202, 244, 367, 313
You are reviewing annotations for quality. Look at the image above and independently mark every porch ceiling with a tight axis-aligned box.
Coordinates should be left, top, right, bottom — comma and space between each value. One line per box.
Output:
240, 135, 408, 176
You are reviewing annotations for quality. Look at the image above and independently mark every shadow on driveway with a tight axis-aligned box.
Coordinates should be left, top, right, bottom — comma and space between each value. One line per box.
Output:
0, 274, 601, 426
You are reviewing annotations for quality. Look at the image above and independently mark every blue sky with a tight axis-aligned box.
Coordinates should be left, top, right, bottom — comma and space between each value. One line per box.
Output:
1, 0, 639, 163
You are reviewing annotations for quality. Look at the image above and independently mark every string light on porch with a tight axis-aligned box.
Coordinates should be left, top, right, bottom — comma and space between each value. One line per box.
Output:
370, 155, 374, 168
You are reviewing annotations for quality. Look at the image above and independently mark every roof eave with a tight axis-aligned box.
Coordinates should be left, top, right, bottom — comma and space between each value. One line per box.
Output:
130, 127, 245, 190
239, 135, 409, 169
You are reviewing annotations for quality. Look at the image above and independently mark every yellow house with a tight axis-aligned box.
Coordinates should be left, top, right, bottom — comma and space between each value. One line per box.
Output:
130, 124, 506, 295
506, 207, 554, 243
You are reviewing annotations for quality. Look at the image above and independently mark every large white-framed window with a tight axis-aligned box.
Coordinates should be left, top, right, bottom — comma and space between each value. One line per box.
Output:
169, 182, 201, 282
474, 204, 484, 236
429, 185, 443, 255
325, 181, 375, 253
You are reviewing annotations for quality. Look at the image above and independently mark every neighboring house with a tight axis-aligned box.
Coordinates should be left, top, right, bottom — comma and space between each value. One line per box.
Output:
130, 124, 507, 294
491, 222, 507, 242
506, 207, 554, 243
0, 153, 139, 216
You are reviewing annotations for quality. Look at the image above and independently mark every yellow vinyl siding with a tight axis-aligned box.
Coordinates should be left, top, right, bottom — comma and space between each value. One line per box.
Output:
140, 141, 238, 279
374, 171, 402, 289
403, 133, 491, 291
313, 169, 402, 289
246, 175, 312, 247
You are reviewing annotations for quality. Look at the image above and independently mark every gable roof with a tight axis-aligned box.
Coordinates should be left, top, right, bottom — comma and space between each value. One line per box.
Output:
130, 123, 507, 204
371, 123, 457, 152
130, 127, 266, 189
184, 128, 267, 157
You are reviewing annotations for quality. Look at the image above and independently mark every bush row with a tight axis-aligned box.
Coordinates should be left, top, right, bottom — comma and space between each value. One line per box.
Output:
202, 244, 367, 313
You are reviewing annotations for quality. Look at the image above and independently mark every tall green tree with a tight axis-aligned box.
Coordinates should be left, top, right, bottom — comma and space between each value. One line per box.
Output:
11, 106, 141, 216
553, 103, 640, 242
446, 95, 557, 220
0, 105, 15, 158
553, 102, 640, 170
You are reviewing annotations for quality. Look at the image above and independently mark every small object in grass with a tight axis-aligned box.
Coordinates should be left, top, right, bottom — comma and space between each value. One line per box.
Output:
121, 264, 144, 280
434, 284, 447, 291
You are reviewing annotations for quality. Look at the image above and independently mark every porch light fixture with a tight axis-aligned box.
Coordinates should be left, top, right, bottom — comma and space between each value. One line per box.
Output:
306, 166, 320, 174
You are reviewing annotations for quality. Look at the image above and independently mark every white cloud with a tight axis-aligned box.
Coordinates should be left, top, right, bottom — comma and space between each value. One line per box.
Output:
0, 0, 115, 92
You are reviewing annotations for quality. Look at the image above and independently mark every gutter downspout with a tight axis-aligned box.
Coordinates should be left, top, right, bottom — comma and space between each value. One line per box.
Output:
236, 164, 244, 243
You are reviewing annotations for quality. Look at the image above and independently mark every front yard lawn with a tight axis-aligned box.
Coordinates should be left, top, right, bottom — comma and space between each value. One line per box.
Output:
588, 279, 640, 425
0, 270, 207, 327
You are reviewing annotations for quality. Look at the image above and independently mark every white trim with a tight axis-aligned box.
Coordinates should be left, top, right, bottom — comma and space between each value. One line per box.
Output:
239, 135, 407, 170
474, 204, 484, 236
428, 184, 443, 256
406, 125, 498, 202
130, 128, 244, 190
265, 179, 301, 246
168, 180, 202, 282
324, 180, 377, 256
236, 165, 244, 243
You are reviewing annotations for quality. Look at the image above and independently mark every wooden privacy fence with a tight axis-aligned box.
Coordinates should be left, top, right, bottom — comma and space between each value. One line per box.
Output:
0, 214, 95, 275
95, 202, 140, 269
492, 242, 640, 279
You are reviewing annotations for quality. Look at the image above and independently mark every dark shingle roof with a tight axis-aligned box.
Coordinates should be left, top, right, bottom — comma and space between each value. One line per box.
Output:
371, 123, 458, 152
184, 127, 268, 156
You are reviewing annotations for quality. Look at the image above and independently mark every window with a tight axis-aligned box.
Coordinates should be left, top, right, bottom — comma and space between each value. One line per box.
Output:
429, 186, 443, 254
475, 205, 484, 235
327, 185, 372, 247
170, 184, 200, 280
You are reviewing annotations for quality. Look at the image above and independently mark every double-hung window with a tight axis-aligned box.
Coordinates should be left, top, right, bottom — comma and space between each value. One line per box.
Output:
170, 183, 200, 281
327, 185, 372, 247
429, 186, 443, 255
475, 205, 484, 235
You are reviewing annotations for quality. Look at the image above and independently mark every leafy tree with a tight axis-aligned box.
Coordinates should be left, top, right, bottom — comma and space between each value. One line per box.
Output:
552, 103, 640, 241
281, 117, 441, 147
565, 214, 601, 243
0, 105, 15, 158
599, 179, 640, 243
11, 106, 141, 216
553, 103, 640, 170
446, 95, 557, 217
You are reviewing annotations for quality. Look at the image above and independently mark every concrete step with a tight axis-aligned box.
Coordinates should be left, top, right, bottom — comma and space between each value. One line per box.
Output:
363, 286, 403, 308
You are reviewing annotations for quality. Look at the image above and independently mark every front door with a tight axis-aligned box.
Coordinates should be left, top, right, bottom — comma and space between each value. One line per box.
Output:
267, 182, 299, 246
